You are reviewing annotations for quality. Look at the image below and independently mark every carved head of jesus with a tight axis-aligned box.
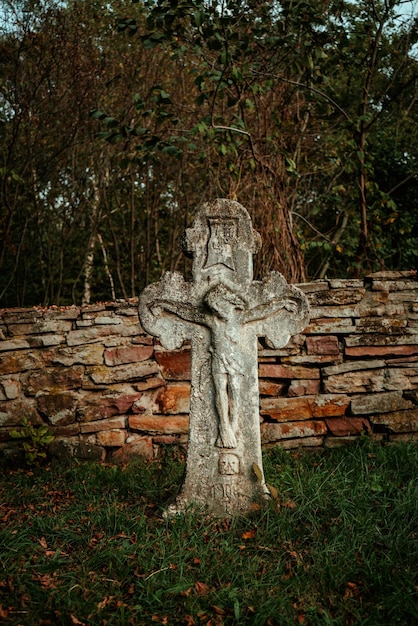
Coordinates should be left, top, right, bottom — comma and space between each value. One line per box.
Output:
204, 284, 247, 321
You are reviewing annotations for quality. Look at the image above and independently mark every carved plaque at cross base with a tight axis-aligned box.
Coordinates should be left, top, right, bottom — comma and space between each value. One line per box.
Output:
139, 199, 309, 516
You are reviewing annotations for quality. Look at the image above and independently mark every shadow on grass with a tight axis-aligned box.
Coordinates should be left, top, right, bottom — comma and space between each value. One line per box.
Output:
0, 438, 417, 625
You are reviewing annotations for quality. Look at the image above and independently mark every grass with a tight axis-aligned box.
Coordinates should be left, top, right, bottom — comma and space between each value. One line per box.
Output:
0, 438, 417, 625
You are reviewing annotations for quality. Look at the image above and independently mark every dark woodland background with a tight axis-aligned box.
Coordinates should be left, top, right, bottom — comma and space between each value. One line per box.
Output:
0, 0, 417, 306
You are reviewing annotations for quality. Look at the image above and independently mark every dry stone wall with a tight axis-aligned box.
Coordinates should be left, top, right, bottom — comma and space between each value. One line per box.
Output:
1, 271, 417, 463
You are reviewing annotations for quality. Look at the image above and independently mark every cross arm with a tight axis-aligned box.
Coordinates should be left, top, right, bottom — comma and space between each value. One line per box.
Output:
151, 299, 207, 326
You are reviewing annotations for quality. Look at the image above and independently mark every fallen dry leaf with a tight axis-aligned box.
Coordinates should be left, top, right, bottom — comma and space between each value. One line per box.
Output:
242, 529, 257, 540
194, 581, 210, 596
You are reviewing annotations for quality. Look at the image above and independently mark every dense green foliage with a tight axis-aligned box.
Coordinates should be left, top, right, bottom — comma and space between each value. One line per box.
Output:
0, 1, 417, 306
0, 440, 417, 624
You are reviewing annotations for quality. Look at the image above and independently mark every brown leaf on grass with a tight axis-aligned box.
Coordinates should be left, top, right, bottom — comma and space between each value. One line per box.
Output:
45, 550, 58, 558
194, 581, 210, 595
97, 596, 114, 610
0, 605, 9, 619
39, 536, 48, 549
152, 616, 168, 624
70, 615, 86, 626
33, 572, 57, 590
242, 529, 257, 540
1, 508, 17, 523
343, 581, 361, 601
283, 501, 297, 509
211, 605, 227, 616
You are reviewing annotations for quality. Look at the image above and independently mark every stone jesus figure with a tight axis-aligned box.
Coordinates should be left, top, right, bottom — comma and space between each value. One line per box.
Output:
152, 282, 299, 449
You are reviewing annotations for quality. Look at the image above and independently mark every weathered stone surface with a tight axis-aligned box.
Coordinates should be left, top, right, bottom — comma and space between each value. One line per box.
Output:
310, 305, 358, 319
45, 344, 104, 367
2, 308, 43, 321
309, 288, 365, 307
258, 380, 287, 396
387, 367, 418, 390
367, 270, 417, 281
329, 279, 364, 289
323, 360, 385, 376
104, 344, 153, 366
0, 398, 40, 426
132, 335, 154, 345
132, 391, 157, 415
129, 414, 190, 434
306, 335, 339, 356
8, 319, 72, 336
261, 420, 327, 443
325, 416, 370, 436
0, 350, 45, 375
288, 379, 321, 397
94, 315, 122, 325
111, 435, 154, 462
97, 429, 126, 447
67, 323, 142, 346
74, 441, 106, 461
388, 432, 418, 443
37, 392, 78, 426
22, 366, 84, 396
371, 409, 418, 433
134, 375, 166, 391
298, 281, 329, 293
139, 199, 310, 516
345, 333, 418, 347
258, 363, 320, 380
29, 334, 66, 347
350, 391, 414, 415
77, 390, 142, 422
324, 369, 385, 394
154, 347, 191, 380
281, 355, 339, 365
304, 318, 356, 334
371, 279, 418, 292
154, 383, 191, 414
80, 416, 126, 434
0, 338, 31, 352
345, 345, 418, 358
43, 306, 80, 320
153, 434, 188, 446
49, 423, 80, 437
260, 394, 349, 421
0, 376, 19, 400
325, 365, 418, 393
354, 317, 407, 333
87, 360, 159, 384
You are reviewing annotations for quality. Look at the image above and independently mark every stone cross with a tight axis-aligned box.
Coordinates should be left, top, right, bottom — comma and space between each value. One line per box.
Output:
139, 199, 309, 516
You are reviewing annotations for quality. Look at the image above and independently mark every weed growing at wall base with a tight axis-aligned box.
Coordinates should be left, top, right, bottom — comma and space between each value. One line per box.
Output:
9, 418, 54, 467
0, 440, 417, 625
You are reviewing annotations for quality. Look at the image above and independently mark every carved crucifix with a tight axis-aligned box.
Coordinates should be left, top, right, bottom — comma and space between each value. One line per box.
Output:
139, 199, 309, 516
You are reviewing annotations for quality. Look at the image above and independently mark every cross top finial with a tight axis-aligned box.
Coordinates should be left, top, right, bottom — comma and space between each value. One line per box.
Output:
181, 199, 261, 288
